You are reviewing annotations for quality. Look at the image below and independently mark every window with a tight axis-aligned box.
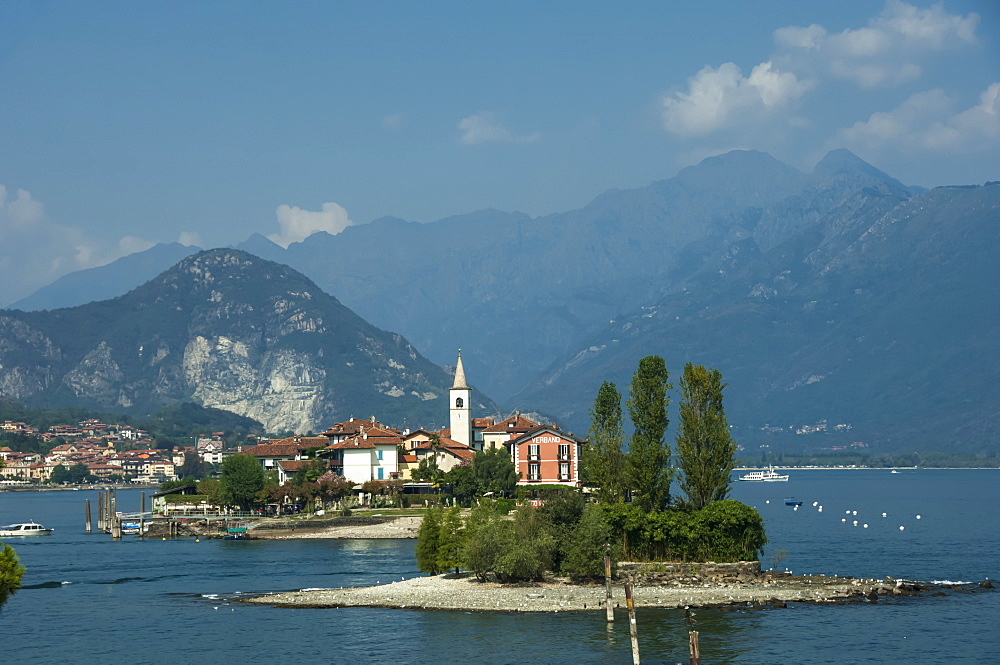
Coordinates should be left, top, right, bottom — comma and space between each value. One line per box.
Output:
528, 444, 539, 460
377, 467, 384, 480
529, 463, 540, 481
377, 450, 383, 460
455, 397, 464, 408
559, 462, 570, 480
558, 444, 570, 460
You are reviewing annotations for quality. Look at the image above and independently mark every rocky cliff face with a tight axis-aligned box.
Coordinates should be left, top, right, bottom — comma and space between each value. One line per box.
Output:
0, 250, 488, 432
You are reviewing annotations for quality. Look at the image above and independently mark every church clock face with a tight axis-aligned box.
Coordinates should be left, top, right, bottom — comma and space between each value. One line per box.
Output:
455, 397, 464, 408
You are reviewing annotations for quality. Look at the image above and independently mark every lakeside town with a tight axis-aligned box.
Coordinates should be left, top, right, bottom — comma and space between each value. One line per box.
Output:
1, 353, 585, 492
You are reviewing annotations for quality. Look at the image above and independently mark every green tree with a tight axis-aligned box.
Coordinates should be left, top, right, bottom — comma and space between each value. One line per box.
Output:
444, 464, 478, 505
675, 363, 738, 510
559, 506, 616, 580
625, 355, 673, 512
437, 506, 464, 574
219, 454, 265, 510
493, 505, 555, 582
0, 541, 26, 609
472, 446, 519, 495
412, 456, 444, 483
178, 451, 211, 479
197, 478, 223, 506
583, 381, 626, 504
293, 458, 329, 485
461, 504, 506, 580
415, 507, 443, 574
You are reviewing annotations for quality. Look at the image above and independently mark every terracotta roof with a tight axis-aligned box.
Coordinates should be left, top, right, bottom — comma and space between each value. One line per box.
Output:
326, 432, 403, 450
472, 418, 495, 428
508, 426, 584, 445
243, 443, 306, 457
277, 460, 309, 471
481, 413, 542, 434
399, 454, 418, 464
266, 436, 328, 448
410, 436, 467, 451
321, 418, 399, 437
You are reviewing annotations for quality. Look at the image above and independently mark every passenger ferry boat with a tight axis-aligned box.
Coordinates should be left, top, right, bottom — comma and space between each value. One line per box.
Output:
0, 522, 53, 536
737, 466, 789, 482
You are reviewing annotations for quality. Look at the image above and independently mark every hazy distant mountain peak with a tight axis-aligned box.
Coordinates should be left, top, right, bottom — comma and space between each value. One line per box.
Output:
813, 149, 908, 190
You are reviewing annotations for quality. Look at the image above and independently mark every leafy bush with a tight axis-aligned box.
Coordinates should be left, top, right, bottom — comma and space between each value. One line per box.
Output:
559, 506, 616, 580
603, 500, 766, 562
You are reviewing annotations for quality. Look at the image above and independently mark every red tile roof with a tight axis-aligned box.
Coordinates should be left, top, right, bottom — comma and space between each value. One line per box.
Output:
482, 413, 542, 434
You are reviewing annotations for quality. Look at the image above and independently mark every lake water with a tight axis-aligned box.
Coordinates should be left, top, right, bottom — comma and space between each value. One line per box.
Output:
2, 469, 998, 664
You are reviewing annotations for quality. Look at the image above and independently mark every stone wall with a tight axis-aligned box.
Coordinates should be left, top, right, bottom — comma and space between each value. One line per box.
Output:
617, 560, 761, 585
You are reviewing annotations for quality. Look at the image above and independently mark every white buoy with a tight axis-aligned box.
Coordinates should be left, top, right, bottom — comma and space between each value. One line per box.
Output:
899, 526, 905, 531
845, 510, 851, 514
852, 510, 858, 516
765, 500, 770, 504
818, 506, 823, 512
853, 520, 858, 526
793, 505, 799, 511
841, 518, 846, 522
863, 524, 869, 528
882, 512, 887, 518
813, 502, 818, 507
916, 515, 921, 520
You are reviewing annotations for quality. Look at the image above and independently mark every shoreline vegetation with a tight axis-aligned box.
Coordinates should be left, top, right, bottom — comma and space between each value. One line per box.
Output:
242, 571, 992, 613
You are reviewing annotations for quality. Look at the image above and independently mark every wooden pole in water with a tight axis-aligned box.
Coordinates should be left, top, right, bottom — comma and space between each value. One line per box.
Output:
85, 499, 92, 533
604, 552, 614, 623
688, 631, 701, 665
625, 583, 640, 665
97, 492, 104, 531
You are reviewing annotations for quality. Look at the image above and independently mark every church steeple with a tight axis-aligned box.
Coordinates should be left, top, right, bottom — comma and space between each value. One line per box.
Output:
450, 349, 472, 446
452, 349, 469, 390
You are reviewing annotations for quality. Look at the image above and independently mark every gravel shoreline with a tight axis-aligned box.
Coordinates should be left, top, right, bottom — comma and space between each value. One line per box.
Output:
242, 572, 924, 613
253, 516, 422, 540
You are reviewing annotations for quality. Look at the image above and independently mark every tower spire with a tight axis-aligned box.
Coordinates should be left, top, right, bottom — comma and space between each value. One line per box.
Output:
452, 349, 469, 390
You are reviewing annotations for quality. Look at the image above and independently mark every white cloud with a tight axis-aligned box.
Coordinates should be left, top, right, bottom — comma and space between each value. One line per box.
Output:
268, 201, 353, 248
837, 82, 1000, 154
0, 186, 156, 306
177, 231, 202, 247
775, 0, 979, 88
458, 111, 540, 145
662, 61, 813, 137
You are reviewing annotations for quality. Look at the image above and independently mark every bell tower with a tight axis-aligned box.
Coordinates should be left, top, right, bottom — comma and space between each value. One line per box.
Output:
450, 349, 472, 446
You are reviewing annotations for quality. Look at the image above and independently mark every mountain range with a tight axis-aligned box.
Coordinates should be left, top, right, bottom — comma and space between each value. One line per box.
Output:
4, 149, 998, 452
0, 250, 494, 433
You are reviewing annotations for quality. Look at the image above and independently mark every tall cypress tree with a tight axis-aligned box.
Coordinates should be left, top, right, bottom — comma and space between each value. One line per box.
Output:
676, 363, 737, 510
437, 506, 465, 574
415, 507, 442, 574
625, 355, 672, 512
583, 381, 626, 504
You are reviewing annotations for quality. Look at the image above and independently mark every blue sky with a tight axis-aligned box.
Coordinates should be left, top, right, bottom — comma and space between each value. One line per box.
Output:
0, 0, 997, 305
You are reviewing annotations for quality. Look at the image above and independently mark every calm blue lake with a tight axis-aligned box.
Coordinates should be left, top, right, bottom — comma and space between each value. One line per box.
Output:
2, 469, 998, 664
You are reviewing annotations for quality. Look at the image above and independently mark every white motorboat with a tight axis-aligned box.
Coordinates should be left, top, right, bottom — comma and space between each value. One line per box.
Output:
738, 466, 789, 482
0, 522, 54, 536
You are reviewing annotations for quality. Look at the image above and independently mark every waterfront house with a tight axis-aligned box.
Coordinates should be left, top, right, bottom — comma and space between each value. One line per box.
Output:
323, 425, 401, 484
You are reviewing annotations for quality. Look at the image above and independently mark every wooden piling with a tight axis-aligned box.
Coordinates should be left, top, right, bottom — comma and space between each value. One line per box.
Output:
625, 583, 640, 665
85, 499, 92, 533
688, 631, 700, 665
604, 553, 614, 623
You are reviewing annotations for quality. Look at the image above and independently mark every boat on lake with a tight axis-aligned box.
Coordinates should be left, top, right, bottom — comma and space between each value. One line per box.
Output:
738, 466, 789, 482
0, 522, 53, 536
784, 498, 803, 506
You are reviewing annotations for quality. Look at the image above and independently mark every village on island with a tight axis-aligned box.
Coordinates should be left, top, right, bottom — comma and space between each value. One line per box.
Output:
2, 350, 990, 622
